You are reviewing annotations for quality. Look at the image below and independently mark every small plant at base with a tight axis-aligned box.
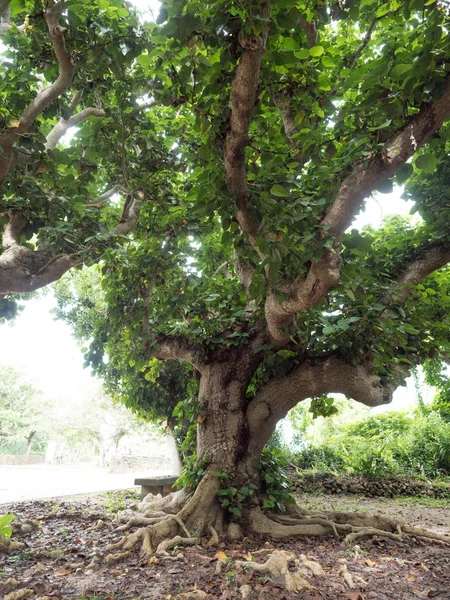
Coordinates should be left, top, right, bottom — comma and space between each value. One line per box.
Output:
0, 514, 14, 542
258, 447, 295, 512
175, 454, 209, 490
217, 480, 258, 517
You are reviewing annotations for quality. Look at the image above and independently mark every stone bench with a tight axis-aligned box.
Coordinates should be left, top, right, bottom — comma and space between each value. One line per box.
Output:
134, 475, 178, 499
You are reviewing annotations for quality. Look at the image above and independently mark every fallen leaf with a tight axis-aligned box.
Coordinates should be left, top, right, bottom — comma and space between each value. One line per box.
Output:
365, 559, 376, 567
55, 569, 72, 576
215, 551, 228, 561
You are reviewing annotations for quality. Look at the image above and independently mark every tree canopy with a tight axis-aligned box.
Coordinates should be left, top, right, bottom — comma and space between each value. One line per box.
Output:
2, 0, 450, 550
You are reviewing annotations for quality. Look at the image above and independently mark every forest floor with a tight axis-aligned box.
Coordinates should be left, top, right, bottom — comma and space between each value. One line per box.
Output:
1, 490, 449, 600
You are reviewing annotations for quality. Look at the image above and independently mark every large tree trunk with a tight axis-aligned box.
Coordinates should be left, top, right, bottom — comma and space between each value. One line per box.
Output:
107, 351, 450, 558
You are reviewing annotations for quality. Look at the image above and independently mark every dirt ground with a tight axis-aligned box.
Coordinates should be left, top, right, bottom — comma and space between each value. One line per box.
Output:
1, 490, 449, 600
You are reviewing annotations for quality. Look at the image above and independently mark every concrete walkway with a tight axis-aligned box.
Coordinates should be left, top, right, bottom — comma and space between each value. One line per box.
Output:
0, 464, 147, 504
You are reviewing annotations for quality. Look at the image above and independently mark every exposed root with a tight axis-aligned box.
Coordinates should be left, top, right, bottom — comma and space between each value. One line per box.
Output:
207, 525, 219, 546
345, 527, 403, 545
156, 535, 199, 555
402, 524, 450, 545
236, 549, 316, 592
250, 507, 450, 547
3, 590, 34, 600
103, 550, 132, 563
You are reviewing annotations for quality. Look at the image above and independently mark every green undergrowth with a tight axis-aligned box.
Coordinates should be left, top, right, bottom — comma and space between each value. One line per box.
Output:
287, 403, 450, 481
100, 490, 140, 513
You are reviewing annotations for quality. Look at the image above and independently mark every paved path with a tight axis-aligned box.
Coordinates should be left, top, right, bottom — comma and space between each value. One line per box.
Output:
0, 464, 151, 504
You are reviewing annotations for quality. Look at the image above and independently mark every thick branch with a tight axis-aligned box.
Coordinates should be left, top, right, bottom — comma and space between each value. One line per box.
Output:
152, 336, 204, 371
223, 6, 270, 247
0, 0, 11, 14
2, 211, 27, 249
390, 244, 450, 303
0, 245, 80, 295
246, 356, 396, 456
0, 0, 75, 182
326, 74, 450, 239
266, 73, 450, 344
298, 15, 318, 49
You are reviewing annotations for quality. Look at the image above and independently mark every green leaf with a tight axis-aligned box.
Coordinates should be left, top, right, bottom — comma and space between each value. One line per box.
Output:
270, 184, 289, 197
395, 163, 414, 184
403, 324, 420, 335
321, 55, 336, 68
9, 0, 26, 16
376, 179, 393, 194
309, 45, 325, 57
136, 54, 153, 66
294, 49, 310, 60
415, 153, 437, 173
376, 3, 391, 17
390, 64, 412, 79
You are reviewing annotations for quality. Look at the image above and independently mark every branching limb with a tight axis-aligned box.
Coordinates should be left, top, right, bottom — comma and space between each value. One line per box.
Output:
152, 335, 205, 370
390, 244, 450, 303
246, 355, 395, 459
265, 73, 450, 344
0, 0, 75, 183
223, 3, 270, 250
0, 187, 140, 296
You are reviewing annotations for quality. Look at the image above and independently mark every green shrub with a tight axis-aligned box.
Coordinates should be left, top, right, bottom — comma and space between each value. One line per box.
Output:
291, 409, 450, 481
257, 446, 295, 512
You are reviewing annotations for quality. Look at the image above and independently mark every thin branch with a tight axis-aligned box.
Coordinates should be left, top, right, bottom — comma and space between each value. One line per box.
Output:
110, 190, 144, 236
86, 184, 127, 206
272, 93, 304, 164
348, 17, 378, 69
45, 107, 106, 150
0, 0, 75, 182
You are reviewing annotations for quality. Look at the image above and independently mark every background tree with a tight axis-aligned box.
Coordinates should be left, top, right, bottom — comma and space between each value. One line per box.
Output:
3, 0, 450, 552
0, 366, 50, 454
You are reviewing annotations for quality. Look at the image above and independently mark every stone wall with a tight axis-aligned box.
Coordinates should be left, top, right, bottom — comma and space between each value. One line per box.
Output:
0, 454, 45, 466
291, 472, 450, 499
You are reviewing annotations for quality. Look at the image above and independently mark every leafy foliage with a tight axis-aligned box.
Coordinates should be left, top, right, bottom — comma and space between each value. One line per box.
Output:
3, 0, 450, 503
292, 407, 450, 479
